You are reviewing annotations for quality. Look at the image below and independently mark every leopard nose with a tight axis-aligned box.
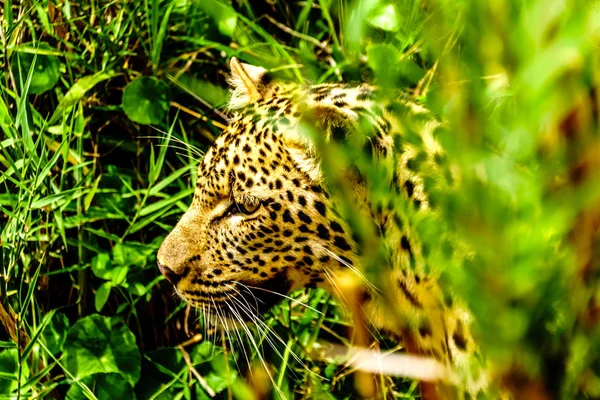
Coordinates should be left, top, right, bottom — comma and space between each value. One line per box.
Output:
158, 262, 182, 285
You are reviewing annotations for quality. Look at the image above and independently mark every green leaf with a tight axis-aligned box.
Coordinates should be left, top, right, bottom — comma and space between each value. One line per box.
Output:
66, 373, 135, 400
367, 43, 400, 81
139, 188, 192, 217
197, 0, 238, 37
0, 348, 29, 394
0, 96, 14, 138
49, 71, 116, 124
367, 43, 424, 86
63, 315, 141, 386
127, 282, 147, 296
135, 348, 185, 399
95, 282, 112, 312
397, 59, 425, 85
367, 2, 401, 32
109, 266, 129, 286
148, 166, 194, 197
151, 2, 176, 72
112, 241, 156, 268
84, 174, 103, 212
205, 355, 237, 394
91, 252, 113, 280
12, 43, 61, 95
190, 341, 222, 363
121, 77, 169, 125
41, 313, 70, 356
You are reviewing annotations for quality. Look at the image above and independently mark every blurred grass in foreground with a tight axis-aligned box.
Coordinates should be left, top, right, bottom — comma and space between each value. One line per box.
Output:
1, 0, 600, 398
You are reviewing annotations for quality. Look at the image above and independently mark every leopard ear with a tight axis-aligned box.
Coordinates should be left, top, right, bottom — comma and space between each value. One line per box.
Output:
228, 57, 270, 108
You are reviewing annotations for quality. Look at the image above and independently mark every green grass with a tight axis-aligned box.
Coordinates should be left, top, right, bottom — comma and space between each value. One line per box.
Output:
1, 0, 600, 398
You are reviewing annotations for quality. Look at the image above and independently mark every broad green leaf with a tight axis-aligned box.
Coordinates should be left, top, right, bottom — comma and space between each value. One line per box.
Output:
90, 251, 131, 286
367, 43, 424, 86
397, 59, 425, 85
95, 282, 112, 312
66, 373, 135, 400
63, 314, 141, 386
367, 43, 400, 82
109, 266, 129, 286
121, 77, 169, 125
367, 2, 401, 32
0, 348, 29, 394
91, 253, 112, 280
12, 43, 60, 95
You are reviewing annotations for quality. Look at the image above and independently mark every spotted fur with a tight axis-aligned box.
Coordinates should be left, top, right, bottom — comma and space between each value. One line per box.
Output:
157, 58, 486, 396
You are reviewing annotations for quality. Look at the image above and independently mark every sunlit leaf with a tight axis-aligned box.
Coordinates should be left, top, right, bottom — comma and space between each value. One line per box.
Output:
0, 349, 29, 394
91, 253, 113, 280
367, 2, 401, 32
95, 282, 112, 312
121, 77, 169, 125
12, 43, 60, 95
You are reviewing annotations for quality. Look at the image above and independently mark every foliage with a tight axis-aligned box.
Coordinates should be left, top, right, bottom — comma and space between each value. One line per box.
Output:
1, 0, 600, 399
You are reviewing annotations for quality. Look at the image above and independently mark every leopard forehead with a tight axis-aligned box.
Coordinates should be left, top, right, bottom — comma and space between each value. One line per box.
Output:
156, 61, 361, 321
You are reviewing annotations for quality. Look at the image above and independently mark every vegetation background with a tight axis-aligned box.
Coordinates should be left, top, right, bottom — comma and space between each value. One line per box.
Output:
1, 0, 600, 398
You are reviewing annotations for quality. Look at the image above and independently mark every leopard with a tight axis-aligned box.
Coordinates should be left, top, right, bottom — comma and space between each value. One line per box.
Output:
157, 58, 489, 398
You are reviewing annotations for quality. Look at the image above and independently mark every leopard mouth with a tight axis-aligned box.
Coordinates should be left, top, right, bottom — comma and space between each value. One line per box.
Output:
179, 272, 292, 323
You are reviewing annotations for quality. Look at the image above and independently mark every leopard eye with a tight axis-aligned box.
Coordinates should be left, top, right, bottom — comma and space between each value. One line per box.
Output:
223, 201, 261, 219
238, 202, 260, 215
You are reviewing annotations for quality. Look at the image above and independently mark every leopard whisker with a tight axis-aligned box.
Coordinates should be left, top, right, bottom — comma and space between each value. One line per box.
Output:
226, 288, 319, 377
220, 302, 247, 376
170, 148, 203, 161
225, 291, 289, 362
322, 247, 379, 294
237, 283, 324, 315
220, 292, 255, 371
320, 265, 347, 303
222, 299, 288, 400
138, 133, 204, 158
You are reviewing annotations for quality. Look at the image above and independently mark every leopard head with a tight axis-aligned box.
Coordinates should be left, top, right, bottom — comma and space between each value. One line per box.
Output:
157, 58, 367, 325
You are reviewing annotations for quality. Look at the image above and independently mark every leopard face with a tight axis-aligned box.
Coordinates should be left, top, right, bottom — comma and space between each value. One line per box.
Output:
157, 59, 360, 324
